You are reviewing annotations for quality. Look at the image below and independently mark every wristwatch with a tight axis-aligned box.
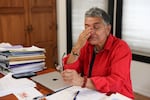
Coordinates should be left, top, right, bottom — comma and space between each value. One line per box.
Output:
71, 47, 80, 56
72, 51, 79, 56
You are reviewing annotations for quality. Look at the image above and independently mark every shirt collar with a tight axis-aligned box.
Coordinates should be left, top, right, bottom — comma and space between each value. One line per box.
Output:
103, 34, 114, 51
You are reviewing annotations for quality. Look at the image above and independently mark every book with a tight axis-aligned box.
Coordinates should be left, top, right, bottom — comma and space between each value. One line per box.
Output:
9, 59, 45, 65
0, 55, 9, 63
0, 62, 45, 75
8, 54, 46, 62
9, 62, 45, 74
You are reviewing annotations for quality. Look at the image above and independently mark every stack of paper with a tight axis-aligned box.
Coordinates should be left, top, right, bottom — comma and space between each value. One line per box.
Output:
0, 73, 36, 97
0, 43, 46, 74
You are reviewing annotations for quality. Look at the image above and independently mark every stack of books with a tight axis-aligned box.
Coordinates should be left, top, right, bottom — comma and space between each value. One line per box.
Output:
0, 43, 46, 74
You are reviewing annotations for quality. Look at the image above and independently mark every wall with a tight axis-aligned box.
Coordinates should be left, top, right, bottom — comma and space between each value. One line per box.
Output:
56, 0, 150, 97
56, 0, 67, 64
131, 60, 150, 97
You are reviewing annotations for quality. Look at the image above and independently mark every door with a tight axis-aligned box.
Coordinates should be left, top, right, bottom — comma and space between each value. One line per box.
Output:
0, 0, 28, 45
0, 0, 58, 68
28, 0, 57, 68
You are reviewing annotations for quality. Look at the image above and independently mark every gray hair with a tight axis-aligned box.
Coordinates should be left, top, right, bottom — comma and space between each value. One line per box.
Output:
85, 7, 110, 25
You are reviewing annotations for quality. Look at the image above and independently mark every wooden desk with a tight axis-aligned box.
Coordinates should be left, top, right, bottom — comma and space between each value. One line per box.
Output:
0, 68, 56, 100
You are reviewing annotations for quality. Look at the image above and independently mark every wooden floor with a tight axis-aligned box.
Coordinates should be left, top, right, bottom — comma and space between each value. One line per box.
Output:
134, 92, 150, 100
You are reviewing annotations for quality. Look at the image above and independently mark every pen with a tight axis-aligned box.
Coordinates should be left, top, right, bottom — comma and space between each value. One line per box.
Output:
55, 52, 66, 72
33, 93, 52, 100
73, 91, 80, 100
61, 52, 66, 71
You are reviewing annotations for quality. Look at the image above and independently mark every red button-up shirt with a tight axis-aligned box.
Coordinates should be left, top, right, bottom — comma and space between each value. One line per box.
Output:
63, 34, 134, 99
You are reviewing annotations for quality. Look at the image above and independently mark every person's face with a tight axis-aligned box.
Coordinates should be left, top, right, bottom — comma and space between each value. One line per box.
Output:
85, 17, 111, 47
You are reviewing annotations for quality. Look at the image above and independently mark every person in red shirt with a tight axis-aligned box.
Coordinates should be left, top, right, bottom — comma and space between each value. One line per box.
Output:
61, 7, 134, 99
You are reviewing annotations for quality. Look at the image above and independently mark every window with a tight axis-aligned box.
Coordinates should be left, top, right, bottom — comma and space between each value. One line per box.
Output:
115, 0, 150, 63
122, 0, 150, 57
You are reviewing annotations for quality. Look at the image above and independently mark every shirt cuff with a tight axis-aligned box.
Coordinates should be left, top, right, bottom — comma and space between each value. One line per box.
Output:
63, 54, 80, 71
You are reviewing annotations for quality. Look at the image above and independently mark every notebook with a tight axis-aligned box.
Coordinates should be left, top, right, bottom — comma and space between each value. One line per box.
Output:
31, 71, 71, 92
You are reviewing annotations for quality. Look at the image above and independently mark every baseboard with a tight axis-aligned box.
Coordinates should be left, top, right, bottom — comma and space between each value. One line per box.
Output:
133, 86, 150, 98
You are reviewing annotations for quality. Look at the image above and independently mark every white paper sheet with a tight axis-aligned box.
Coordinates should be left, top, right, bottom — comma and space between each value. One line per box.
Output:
46, 86, 107, 100
13, 87, 43, 100
0, 73, 36, 97
45, 86, 132, 100
105, 93, 132, 100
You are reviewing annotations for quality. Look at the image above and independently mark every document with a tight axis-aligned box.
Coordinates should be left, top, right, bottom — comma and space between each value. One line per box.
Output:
13, 87, 43, 100
46, 86, 107, 100
105, 93, 132, 100
45, 86, 132, 100
0, 43, 45, 53
0, 73, 36, 97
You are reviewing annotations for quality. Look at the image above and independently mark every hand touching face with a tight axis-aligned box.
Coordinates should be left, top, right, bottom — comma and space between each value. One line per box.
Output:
85, 17, 111, 47
74, 27, 92, 50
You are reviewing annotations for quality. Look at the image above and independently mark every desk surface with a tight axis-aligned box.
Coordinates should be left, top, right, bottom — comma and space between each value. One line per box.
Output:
0, 68, 56, 100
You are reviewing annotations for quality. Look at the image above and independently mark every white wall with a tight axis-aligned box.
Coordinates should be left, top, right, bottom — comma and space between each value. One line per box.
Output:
56, 0, 67, 64
56, 0, 150, 97
131, 60, 150, 97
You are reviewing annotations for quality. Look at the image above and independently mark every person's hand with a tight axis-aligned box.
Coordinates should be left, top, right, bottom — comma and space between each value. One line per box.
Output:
74, 27, 92, 50
61, 69, 83, 86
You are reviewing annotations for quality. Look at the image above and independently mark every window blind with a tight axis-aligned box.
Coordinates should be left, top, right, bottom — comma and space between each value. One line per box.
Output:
122, 0, 150, 57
